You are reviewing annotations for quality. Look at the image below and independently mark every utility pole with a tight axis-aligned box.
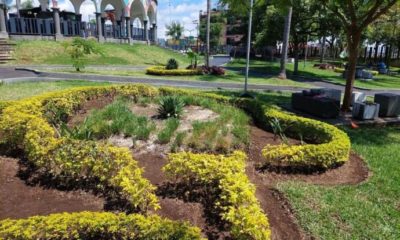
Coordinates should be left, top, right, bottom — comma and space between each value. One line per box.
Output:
206, 0, 211, 67
244, 0, 254, 93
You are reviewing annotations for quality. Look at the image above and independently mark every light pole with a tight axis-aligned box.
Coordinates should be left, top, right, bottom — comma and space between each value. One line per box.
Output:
192, 20, 199, 53
243, 0, 254, 95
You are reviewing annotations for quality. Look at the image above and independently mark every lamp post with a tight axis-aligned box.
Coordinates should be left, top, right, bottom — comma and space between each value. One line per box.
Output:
192, 19, 199, 53
243, 0, 254, 95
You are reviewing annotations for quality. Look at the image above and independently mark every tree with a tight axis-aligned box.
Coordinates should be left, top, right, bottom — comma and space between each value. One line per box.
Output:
279, 6, 292, 79
323, 0, 399, 111
63, 38, 103, 72
199, 13, 225, 51
165, 21, 184, 43
206, 0, 211, 67
21, 0, 33, 9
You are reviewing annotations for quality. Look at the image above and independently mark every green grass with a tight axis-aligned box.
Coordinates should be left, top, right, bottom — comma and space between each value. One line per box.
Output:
228, 58, 400, 90
278, 127, 400, 239
0, 80, 111, 101
42, 67, 310, 87
74, 98, 155, 140
11, 40, 191, 67
157, 118, 180, 144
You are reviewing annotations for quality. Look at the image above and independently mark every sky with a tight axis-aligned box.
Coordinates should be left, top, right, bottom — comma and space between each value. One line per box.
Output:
7, 0, 211, 38
157, 0, 207, 38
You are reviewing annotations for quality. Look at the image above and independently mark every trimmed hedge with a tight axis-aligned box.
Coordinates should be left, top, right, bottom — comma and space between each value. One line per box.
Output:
159, 87, 351, 168
0, 212, 203, 239
0, 85, 160, 212
163, 151, 271, 240
146, 66, 202, 76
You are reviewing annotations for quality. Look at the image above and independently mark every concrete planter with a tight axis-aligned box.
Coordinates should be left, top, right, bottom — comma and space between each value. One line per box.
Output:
374, 93, 400, 117
352, 102, 380, 120
351, 91, 366, 106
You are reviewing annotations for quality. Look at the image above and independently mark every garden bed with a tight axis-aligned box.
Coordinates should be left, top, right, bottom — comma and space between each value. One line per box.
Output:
0, 85, 370, 240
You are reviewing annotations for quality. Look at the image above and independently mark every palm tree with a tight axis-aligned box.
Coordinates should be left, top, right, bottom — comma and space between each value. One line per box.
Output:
165, 21, 184, 44
205, 0, 211, 67
279, 6, 292, 79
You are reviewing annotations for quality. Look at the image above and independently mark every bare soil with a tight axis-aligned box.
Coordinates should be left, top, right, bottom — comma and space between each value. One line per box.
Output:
1, 96, 371, 240
245, 126, 370, 240
0, 157, 104, 220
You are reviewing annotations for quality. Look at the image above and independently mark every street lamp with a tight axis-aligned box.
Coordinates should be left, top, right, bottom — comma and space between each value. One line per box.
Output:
242, 0, 254, 97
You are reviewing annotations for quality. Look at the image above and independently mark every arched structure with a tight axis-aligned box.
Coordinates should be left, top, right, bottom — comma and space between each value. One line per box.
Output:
0, 0, 157, 44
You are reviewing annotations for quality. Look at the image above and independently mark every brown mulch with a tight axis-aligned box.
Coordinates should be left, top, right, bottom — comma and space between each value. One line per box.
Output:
67, 96, 114, 128
1, 95, 371, 240
134, 152, 230, 239
0, 157, 104, 220
245, 126, 370, 240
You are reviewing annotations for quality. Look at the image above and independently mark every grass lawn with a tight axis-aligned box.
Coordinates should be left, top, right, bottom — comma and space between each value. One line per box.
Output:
228, 59, 400, 90
279, 126, 400, 239
0, 80, 111, 101
37, 67, 311, 87
11, 40, 191, 67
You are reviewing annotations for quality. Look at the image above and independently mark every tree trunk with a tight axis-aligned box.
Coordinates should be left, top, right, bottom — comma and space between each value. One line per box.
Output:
342, 29, 361, 112
279, 7, 292, 79
293, 41, 299, 75
320, 35, 326, 63
206, 0, 211, 68
374, 41, 380, 63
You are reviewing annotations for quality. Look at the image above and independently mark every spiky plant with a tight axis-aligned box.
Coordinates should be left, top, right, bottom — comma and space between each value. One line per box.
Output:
166, 58, 179, 70
158, 96, 184, 119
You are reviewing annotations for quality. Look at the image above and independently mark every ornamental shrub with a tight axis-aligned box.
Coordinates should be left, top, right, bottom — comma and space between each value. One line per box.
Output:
166, 58, 179, 70
163, 151, 271, 240
158, 95, 184, 119
0, 85, 161, 212
146, 66, 202, 76
0, 212, 204, 240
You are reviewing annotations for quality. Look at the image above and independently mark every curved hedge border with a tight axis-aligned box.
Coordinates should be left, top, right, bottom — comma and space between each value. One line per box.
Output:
0, 212, 203, 239
164, 151, 271, 240
0, 85, 160, 212
146, 66, 202, 76
158, 87, 351, 168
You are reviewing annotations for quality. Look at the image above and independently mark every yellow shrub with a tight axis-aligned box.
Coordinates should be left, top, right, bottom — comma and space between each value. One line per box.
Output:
0, 212, 204, 239
146, 66, 202, 76
164, 151, 271, 240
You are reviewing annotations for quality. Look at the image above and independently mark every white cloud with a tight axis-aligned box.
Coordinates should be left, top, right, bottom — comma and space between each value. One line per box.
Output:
157, 0, 206, 39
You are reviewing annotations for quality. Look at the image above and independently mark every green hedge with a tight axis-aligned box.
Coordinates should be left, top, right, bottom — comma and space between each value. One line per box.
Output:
164, 151, 271, 240
146, 66, 202, 76
0, 212, 203, 240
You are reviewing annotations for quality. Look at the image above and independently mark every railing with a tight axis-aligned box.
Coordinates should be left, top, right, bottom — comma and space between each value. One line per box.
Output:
6, 17, 151, 42
7, 17, 54, 35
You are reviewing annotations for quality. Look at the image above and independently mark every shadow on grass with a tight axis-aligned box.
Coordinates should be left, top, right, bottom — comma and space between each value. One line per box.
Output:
342, 126, 400, 146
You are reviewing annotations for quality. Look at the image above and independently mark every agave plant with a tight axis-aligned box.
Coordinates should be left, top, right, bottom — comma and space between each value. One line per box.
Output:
166, 58, 179, 70
158, 96, 185, 119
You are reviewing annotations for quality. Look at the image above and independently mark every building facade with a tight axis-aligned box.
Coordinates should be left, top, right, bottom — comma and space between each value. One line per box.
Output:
0, 0, 157, 44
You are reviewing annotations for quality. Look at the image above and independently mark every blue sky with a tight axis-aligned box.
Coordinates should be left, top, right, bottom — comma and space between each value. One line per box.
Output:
157, 0, 207, 38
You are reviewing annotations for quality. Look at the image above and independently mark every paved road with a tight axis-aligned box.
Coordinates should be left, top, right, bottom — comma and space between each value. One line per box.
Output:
0, 66, 37, 79
2, 66, 400, 95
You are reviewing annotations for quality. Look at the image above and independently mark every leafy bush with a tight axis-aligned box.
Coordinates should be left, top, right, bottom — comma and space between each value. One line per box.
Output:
0, 85, 161, 212
202, 66, 226, 75
158, 95, 184, 119
0, 212, 203, 240
163, 151, 271, 240
63, 38, 103, 72
166, 58, 179, 70
146, 66, 202, 76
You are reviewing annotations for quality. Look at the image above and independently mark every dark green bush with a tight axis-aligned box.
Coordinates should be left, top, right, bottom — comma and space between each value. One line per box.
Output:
158, 96, 184, 119
166, 58, 179, 70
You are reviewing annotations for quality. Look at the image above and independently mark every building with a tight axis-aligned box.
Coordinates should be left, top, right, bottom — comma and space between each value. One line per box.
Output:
199, 9, 244, 47
0, 0, 158, 44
